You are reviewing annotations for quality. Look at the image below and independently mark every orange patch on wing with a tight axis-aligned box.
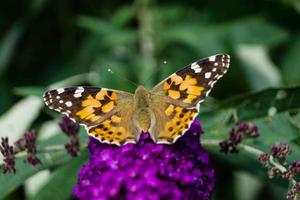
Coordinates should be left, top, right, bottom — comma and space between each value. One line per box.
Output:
163, 82, 170, 90
111, 115, 121, 123
102, 120, 111, 126
76, 95, 103, 121
183, 94, 198, 104
164, 74, 183, 91
175, 106, 183, 112
89, 122, 135, 144
82, 95, 101, 107
158, 106, 200, 143
187, 86, 204, 95
102, 101, 115, 113
90, 115, 101, 122
165, 105, 174, 116
183, 98, 192, 104
96, 90, 107, 100
110, 92, 118, 100
171, 75, 183, 84
96, 89, 118, 101
76, 107, 95, 119
168, 90, 180, 99
179, 75, 197, 90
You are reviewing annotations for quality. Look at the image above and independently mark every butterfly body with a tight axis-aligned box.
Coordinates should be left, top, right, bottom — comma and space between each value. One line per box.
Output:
133, 85, 152, 133
44, 54, 230, 145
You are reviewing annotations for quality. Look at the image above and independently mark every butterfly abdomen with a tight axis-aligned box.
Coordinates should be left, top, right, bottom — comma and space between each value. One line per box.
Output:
133, 108, 152, 132
132, 86, 152, 132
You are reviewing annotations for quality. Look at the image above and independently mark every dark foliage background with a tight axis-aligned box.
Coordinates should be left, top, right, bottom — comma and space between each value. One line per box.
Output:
0, 0, 300, 199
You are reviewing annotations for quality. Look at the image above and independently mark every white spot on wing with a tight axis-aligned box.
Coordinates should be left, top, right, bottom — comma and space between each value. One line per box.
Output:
59, 100, 64, 104
65, 101, 72, 107
205, 72, 212, 79
195, 68, 202, 73
191, 63, 200, 69
208, 56, 216, 62
74, 93, 82, 98
74, 87, 84, 98
57, 88, 65, 94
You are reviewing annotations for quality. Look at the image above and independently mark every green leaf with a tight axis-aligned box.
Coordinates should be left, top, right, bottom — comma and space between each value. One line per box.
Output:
0, 127, 88, 199
14, 86, 45, 97
234, 171, 262, 200
281, 35, 300, 85
30, 151, 88, 200
111, 6, 135, 27
76, 16, 114, 34
229, 17, 288, 48
0, 150, 76, 199
236, 44, 282, 91
0, 96, 43, 143
48, 72, 96, 89
253, 114, 299, 147
0, 23, 24, 76
203, 86, 300, 122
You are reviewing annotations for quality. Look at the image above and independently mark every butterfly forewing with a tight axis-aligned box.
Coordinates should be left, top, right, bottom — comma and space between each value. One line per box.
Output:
149, 54, 230, 143
157, 54, 230, 106
43, 87, 138, 145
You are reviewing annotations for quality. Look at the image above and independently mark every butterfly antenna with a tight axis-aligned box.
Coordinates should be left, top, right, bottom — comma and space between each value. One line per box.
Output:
107, 69, 139, 88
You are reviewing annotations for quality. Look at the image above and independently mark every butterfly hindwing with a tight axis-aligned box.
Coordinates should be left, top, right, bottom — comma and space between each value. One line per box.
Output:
149, 54, 230, 143
149, 102, 199, 144
43, 87, 138, 145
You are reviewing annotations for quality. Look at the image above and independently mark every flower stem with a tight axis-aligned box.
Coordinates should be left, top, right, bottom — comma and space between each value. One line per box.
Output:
201, 139, 297, 184
12, 144, 87, 160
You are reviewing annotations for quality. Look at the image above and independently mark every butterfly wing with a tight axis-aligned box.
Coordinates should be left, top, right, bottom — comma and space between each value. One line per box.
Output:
149, 54, 230, 144
43, 87, 139, 145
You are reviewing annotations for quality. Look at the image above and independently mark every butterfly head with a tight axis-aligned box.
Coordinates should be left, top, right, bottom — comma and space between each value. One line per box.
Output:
134, 85, 150, 108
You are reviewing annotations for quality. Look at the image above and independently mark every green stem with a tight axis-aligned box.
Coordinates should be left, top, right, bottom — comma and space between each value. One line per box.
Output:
135, 0, 156, 88
13, 144, 87, 160
201, 139, 297, 185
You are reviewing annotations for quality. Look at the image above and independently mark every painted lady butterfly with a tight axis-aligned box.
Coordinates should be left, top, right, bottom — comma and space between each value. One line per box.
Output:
43, 54, 230, 145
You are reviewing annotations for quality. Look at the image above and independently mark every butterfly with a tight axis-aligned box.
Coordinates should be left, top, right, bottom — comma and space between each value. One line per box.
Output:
43, 54, 230, 145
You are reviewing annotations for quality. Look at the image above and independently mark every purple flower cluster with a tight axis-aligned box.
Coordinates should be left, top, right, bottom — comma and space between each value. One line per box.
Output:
283, 161, 300, 180
73, 120, 215, 200
0, 131, 41, 173
15, 131, 41, 166
220, 122, 259, 153
287, 182, 300, 200
0, 137, 16, 173
258, 143, 300, 199
271, 143, 291, 162
59, 116, 80, 156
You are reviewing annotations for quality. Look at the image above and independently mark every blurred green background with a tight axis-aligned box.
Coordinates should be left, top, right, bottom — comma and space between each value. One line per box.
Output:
1, 0, 300, 199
